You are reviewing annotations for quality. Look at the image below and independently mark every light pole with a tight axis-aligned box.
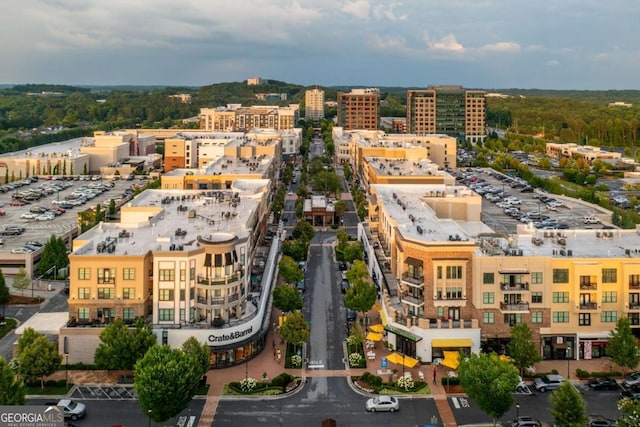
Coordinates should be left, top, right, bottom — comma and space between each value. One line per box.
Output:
147, 409, 152, 427
64, 354, 69, 388
516, 402, 520, 420
566, 347, 571, 379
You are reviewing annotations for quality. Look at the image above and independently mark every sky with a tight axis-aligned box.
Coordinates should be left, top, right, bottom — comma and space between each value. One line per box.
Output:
1, 0, 639, 90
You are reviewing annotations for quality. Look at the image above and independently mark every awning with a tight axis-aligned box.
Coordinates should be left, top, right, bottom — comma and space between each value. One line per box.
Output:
441, 351, 460, 370
379, 308, 388, 326
369, 324, 384, 333
372, 303, 382, 312
431, 338, 472, 348
366, 332, 383, 341
499, 269, 530, 274
384, 325, 422, 342
405, 257, 423, 267
386, 352, 420, 368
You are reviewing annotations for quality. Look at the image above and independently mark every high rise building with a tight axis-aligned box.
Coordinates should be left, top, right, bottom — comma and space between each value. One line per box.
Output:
407, 85, 486, 144
305, 88, 325, 122
337, 88, 379, 130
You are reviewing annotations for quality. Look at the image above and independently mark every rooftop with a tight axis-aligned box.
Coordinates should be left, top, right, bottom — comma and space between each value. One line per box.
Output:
366, 157, 449, 177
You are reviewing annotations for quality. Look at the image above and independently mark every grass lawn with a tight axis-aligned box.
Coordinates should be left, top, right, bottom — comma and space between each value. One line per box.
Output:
25, 383, 74, 396
0, 318, 17, 339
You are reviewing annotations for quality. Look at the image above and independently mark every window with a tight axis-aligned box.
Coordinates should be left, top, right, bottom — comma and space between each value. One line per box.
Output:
630, 274, 640, 287
180, 289, 186, 301
158, 309, 174, 321
531, 312, 543, 323
123, 308, 134, 320
532, 292, 543, 304
552, 292, 569, 303
123, 268, 135, 280
483, 312, 495, 324
446, 287, 463, 299
97, 307, 115, 321
552, 311, 569, 323
602, 268, 617, 283
579, 313, 591, 326
180, 269, 186, 281
190, 267, 195, 280
159, 289, 174, 301
531, 272, 543, 284
78, 288, 90, 300
504, 314, 522, 326
159, 269, 175, 281
601, 311, 617, 323
180, 308, 186, 321
123, 288, 135, 300
553, 269, 569, 283
446, 266, 463, 279
98, 268, 116, 284
78, 308, 89, 320
483, 292, 495, 304
483, 273, 494, 285
602, 291, 617, 303
437, 266, 442, 280
98, 288, 114, 299
78, 268, 90, 280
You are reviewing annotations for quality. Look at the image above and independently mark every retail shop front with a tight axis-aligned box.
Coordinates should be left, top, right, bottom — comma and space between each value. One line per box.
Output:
577, 332, 610, 360
542, 335, 576, 360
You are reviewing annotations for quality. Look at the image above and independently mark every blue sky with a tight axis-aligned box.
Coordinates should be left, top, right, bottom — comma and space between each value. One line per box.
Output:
1, 0, 638, 89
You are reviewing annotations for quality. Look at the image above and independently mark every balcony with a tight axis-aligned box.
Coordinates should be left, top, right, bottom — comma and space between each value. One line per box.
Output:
580, 283, 598, 291
579, 302, 598, 310
197, 271, 244, 286
401, 273, 424, 288
501, 283, 529, 291
97, 278, 116, 285
500, 302, 529, 312
401, 294, 424, 307
630, 282, 640, 290
433, 295, 467, 308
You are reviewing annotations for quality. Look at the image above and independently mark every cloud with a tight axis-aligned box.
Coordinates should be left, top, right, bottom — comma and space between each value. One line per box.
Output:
547, 59, 560, 66
426, 34, 465, 53
372, 3, 407, 21
341, 0, 370, 20
479, 41, 520, 53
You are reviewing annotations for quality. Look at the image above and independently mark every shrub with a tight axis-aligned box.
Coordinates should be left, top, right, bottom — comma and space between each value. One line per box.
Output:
359, 371, 372, 383
240, 377, 257, 392
291, 354, 302, 368
397, 376, 414, 390
348, 352, 363, 367
591, 371, 622, 378
441, 377, 460, 385
575, 368, 589, 378
551, 369, 559, 375
272, 373, 294, 388
372, 375, 383, 387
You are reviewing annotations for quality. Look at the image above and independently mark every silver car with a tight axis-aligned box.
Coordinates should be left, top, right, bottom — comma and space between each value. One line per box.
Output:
366, 395, 399, 412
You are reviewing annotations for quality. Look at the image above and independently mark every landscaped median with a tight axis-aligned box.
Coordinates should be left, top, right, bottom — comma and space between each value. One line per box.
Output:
352, 371, 431, 396
223, 372, 303, 397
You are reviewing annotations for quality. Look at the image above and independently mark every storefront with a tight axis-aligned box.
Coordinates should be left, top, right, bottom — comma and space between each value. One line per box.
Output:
577, 333, 610, 360
542, 335, 575, 360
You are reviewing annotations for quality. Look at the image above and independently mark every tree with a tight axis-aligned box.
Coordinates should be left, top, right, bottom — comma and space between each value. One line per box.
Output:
94, 319, 156, 370
38, 235, 68, 278
618, 397, 640, 427
279, 311, 310, 353
181, 337, 210, 378
0, 356, 25, 405
134, 345, 202, 423
292, 220, 315, 242
507, 324, 541, 376
457, 352, 520, 426
272, 285, 303, 313
0, 269, 10, 319
549, 381, 587, 427
606, 317, 640, 375
12, 267, 30, 296
344, 280, 377, 318
278, 256, 303, 284
17, 329, 62, 389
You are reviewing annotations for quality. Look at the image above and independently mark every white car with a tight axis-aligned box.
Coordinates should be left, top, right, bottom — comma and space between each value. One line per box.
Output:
11, 247, 34, 254
366, 395, 399, 412
21, 212, 37, 219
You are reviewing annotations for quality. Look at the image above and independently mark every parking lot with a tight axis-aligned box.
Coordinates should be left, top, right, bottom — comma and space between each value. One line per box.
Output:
453, 168, 611, 234
0, 175, 145, 255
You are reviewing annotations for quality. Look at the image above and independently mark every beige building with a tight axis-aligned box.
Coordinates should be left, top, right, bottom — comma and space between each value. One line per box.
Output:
305, 88, 325, 122
546, 143, 622, 162
199, 105, 299, 132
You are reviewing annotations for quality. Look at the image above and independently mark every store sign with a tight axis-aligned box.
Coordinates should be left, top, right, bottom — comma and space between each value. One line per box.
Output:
208, 326, 253, 343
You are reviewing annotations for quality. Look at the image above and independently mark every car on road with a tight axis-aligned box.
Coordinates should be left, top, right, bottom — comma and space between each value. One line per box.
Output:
587, 377, 619, 391
533, 374, 565, 392
623, 371, 640, 388
365, 395, 399, 412
510, 416, 542, 427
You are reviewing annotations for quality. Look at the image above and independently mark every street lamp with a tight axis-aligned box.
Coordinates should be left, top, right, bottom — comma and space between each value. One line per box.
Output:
147, 409, 152, 427
64, 354, 69, 388
516, 402, 520, 420
566, 347, 571, 379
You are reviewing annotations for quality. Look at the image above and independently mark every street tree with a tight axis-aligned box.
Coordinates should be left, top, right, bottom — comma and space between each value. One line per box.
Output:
135, 345, 202, 423
334, 200, 348, 221
0, 356, 25, 405
95, 318, 156, 370
507, 324, 541, 376
38, 235, 68, 278
272, 285, 303, 313
606, 317, 640, 375
181, 337, 210, 378
345, 280, 377, 319
282, 239, 309, 262
12, 267, 30, 296
279, 311, 310, 353
17, 329, 62, 389
0, 269, 10, 319
292, 220, 315, 242
549, 381, 587, 427
457, 352, 520, 426
278, 256, 303, 284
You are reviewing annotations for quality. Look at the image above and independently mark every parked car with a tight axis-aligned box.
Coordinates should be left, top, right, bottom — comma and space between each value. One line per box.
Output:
533, 374, 565, 392
365, 395, 399, 412
587, 377, 619, 390
510, 416, 542, 427
346, 309, 356, 322
587, 414, 618, 426
623, 371, 640, 388
11, 247, 33, 254
341, 279, 350, 294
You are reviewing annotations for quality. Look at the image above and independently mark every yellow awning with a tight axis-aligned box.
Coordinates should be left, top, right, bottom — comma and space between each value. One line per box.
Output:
369, 324, 384, 333
366, 332, 383, 341
441, 351, 460, 370
278, 315, 288, 327
386, 352, 419, 368
379, 308, 388, 326
372, 303, 382, 311
431, 338, 472, 348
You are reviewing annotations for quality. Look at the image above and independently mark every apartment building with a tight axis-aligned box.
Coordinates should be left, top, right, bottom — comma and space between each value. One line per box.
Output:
61, 182, 275, 367
546, 143, 622, 162
337, 88, 379, 130
305, 88, 325, 122
406, 85, 486, 144
199, 104, 299, 132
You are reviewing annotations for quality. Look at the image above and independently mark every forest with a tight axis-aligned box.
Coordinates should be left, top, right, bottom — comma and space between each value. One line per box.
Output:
1, 81, 639, 155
